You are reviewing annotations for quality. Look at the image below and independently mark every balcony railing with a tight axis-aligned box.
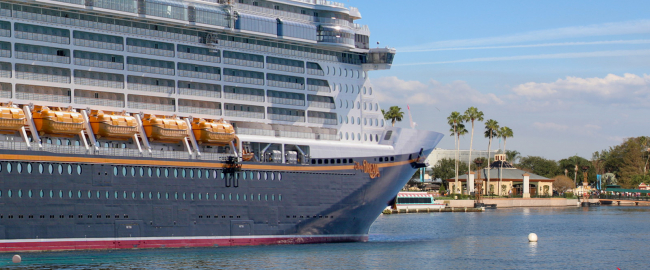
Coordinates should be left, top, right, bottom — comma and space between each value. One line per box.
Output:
128, 101, 175, 112
179, 88, 221, 99
307, 85, 331, 92
179, 106, 222, 116
224, 110, 265, 119
127, 83, 174, 94
15, 32, 69, 45
308, 117, 337, 125
268, 80, 304, 90
267, 63, 304, 74
307, 68, 325, 76
308, 101, 335, 109
268, 114, 305, 122
127, 65, 174, 76
178, 52, 220, 63
235, 127, 275, 137
223, 75, 264, 85
15, 52, 70, 64
224, 92, 264, 103
178, 70, 221, 81
75, 78, 124, 89
127, 46, 174, 58
74, 39, 123, 51
268, 97, 305, 106
223, 58, 264, 69
16, 72, 70, 84
75, 58, 124, 70
16, 92, 70, 103
75, 96, 124, 108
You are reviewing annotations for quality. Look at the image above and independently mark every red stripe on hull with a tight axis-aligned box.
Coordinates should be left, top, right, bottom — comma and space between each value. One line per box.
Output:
0, 235, 369, 252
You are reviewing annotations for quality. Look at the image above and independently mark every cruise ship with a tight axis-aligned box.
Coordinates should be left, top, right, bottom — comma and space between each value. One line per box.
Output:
0, 0, 443, 251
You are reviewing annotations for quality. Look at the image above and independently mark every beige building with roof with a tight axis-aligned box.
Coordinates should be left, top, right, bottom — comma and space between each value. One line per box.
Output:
447, 161, 555, 196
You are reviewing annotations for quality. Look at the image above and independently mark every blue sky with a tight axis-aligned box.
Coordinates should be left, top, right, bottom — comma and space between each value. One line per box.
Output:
350, 0, 650, 160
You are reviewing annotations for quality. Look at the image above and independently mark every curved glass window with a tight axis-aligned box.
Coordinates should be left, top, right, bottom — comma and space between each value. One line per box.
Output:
205, 170, 210, 179
183, 193, 186, 200
77, 165, 82, 175
242, 171, 247, 180
8, 190, 12, 198
157, 192, 161, 200
39, 190, 43, 198
88, 190, 92, 198
122, 167, 127, 176
6, 162, 12, 173
16, 163, 22, 173
164, 168, 169, 177
132, 192, 136, 199
113, 166, 118, 176
271, 172, 275, 181
123, 191, 127, 199
243, 194, 247, 201
140, 192, 144, 199
148, 168, 153, 177
115, 191, 118, 199
191, 193, 194, 200
131, 167, 136, 176
39, 164, 43, 174
50, 190, 53, 198
279, 194, 282, 201
148, 192, 152, 199
182, 169, 187, 178
59, 190, 63, 198
27, 163, 32, 174
220, 172, 225, 179
174, 169, 178, 178
49, 164, 54, 174
27, 190, 31, 198
278, 173, 282, 181
198, 169, 202, 179
68, 165, 72, 175
175, 192, 178, 200
77, 190, 82, 198
139, 167, 144, 177
229, 193, 232, 200
156, 168, 161, 177
198, 193, 202, 200
189, 169, 194, 178
236, 194, 239, 201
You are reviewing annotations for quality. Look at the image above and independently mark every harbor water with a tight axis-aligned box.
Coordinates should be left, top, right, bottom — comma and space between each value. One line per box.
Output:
1, 206, 648, 269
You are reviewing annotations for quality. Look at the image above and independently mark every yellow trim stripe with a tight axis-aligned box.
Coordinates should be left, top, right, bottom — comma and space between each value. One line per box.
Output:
0, 154, 416, 172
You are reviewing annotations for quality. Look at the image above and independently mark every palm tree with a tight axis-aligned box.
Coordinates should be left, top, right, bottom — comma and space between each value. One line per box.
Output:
452, 123, 468, 194
463, 107, 484, 194
447, 111, 465, 194
483, 119, 499, 195
498, 126, 513, 195
382, 106, 404, 127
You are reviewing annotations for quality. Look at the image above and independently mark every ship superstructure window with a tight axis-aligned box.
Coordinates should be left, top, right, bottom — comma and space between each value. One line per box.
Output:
0, 42, 10, 59
93, 0, 138, 13
15, 43, 70, 64
178, 99, 221, 116
308, 111, 337, 125
277, 20, 318, 41
306, 62, 324, 76
73, 31, 124, 51
224, 103, 265, 119
223, 51, 264, 68
266, 57, 304, 73
75, 90, 125, 108
128, 94, 175, 112
178, 81, 221, 98
74, 51, 124, 70
267, 90, 305, 106
267, 107, 305, 122
144, 0, 188, 21
177, 45, 220, 63
177, 63, 221, 81
236, 13, 278, 35
307, 95, 335, 109
14, 23, 70, 44
75, 70, 124, 89
224, 86, 264, 102
127, 57, 175, 75
306, 79, 330, 93
127, 38, 175, 57
0, 65, 11, 82
0, 21, 10, 37
15, 84, 71, 103
223, 68, 264, 85
193, 3, 229, 27
127, 76, 174, 94
267, 74, 305, 90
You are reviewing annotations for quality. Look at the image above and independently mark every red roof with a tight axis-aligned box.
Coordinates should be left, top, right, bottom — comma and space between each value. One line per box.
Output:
397, 192, 433, 198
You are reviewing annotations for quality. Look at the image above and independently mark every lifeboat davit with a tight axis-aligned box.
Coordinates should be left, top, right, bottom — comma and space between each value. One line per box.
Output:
0, 103, 26, 131
142, 114, 188, 142
191, 118, 236, 145
32, 106, 84, 136
89, 110, 138, 139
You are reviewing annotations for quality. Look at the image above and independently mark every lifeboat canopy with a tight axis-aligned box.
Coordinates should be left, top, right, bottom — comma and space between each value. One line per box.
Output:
142, 114, 189, 142
89, 110, 138, 139
32, 106, 84, 136
192, 118, 236, 145
0, 102, 26, 131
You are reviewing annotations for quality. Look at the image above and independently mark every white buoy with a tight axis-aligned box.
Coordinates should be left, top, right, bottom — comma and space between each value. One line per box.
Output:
12, 254, 21, 263
528, 233, 538, 242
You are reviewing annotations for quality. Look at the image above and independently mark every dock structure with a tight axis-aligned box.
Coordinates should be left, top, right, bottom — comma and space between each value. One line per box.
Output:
598, 189, 650, 206
383, 207, 484, 214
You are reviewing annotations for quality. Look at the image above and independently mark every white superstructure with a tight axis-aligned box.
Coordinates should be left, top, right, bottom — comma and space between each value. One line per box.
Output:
0, 0, 403, 162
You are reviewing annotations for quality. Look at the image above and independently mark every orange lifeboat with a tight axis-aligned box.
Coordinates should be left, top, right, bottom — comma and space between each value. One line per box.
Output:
89, 110, 138, 139
0, 103, 26, 131
242, 148, 254, 161
191, 118, 236, 145
142, 114, 188, 142
32, 106, 84, 136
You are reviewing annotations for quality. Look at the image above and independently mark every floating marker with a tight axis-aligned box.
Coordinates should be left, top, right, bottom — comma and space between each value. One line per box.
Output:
12, 254, 21, 263
528, 233, 538, 242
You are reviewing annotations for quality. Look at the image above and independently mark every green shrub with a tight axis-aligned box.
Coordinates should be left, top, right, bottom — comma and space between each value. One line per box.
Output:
564, 192, 574, 198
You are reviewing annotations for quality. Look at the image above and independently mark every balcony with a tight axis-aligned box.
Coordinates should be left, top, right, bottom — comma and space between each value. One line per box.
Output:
74, 59, 124, 70
15, 52, 70, 64
223, 75, 264, 86
74, 39, 123, 51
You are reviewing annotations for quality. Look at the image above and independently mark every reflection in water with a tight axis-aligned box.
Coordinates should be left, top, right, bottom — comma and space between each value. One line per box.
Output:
2, 206, 650, 269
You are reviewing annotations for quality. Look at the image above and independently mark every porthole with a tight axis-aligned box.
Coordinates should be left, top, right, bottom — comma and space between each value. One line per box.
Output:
49, 164, 53, 174
165, 192, 168, 200
272, 194, 275, 201
16, 163, 22, 173
242, 171, 247, 180
375, 119, 379, 126
206, 170, 211, 179
364, 134, 368, 141
7, 190, 11, 198
183, 193, 186, 200
345, 117, 349, 124
77, 165, 82, 175
67, 165, 72, 175
278, 173, 282, 181
39, 164, 43, 174
131, 167, 136, 177
358, 133, 361, 141
156, 168, 161, 177
339, 67, 342, 76
279, 194, 282, 201
357, 101, 360, 109
174, 169, 178, 178
122, 167, 127, 176
370, 135, 373, 142
105, 191, 109, 199
148, 168, 153, 177
39, 190, 43, 198
114, 191, 118, 199
77, 190, 82, 198
345, 100, 349, 109
345, 85, 349, 93
190, 169, 194, 178
58, 164, 63, 174
376, 134, 379, 142
345, 132, 349, 140
199, 193, 202, 200
139, 167, 144, 177
351, 117, 355, 124
198, 169, 202, 179
229, 193, 232, 200
243, 194, 247, 201
59, 190, 63, 198
375, 103, 379, 111
165, 168, 169, 177
271, 172, 275, 181
87, 190, 91, 198
123, 191, 127, 199
258, 194, 261, 200
257, 172, 261, 180
236, 194, 239, 201
175, 192, 178, 200
265, 194, 268, 201
357, 117, 361, 125
369, 87, 373, 95
49, 190, 53, 198
222, 194, 225, 200
149, 192, 152, 200
381, 120, 385, 127
214, 193, 217, 200
364, 119, 367, 125
351, 133, 355, 141
264, 172, 268, 180
363, 87, 367, 94
140, 192, 144, 199
27, 190, 31, 198
205, 193, 209, 200
6, 162, 11, 173
235, 172, 239, 180
132, 192, 136, 199
27, 163, 32, 174
113, 166, 118, 176
220, 172, 225, 179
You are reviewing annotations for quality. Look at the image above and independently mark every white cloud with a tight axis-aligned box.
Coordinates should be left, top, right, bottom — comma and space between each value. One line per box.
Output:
512, 73, 650, 105
400, 19, 650, 52
533, 122, 569, 131
370, 76, 503, 106
395, 49, 650, 67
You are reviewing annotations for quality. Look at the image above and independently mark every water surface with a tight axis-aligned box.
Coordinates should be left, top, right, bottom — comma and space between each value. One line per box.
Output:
1, 206, 647, 269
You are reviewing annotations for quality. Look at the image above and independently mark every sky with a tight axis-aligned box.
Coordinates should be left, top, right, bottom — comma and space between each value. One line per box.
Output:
348, 0, 650, 161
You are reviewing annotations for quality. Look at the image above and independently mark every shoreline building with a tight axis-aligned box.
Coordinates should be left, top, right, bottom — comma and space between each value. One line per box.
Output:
448, 161, 554, 196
